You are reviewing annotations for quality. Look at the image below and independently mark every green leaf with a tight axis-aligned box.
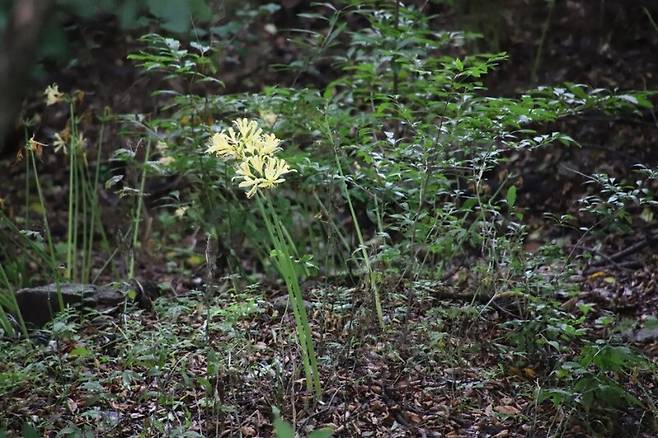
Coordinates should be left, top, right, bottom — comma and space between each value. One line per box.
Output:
21, 424, 38, 438
147, 0, 191, 33
259, 3, 282, 14
273, 415, 294, 438
70, 346, 92, 358
644, 318, 658, 329
506, 185, 517, 208
538, 388, 573, 406
118, 0, 140, 30
105, 175, 124, 189
127, 289, 138, 301
309, 428, 333, 438
189, 0, 213, 21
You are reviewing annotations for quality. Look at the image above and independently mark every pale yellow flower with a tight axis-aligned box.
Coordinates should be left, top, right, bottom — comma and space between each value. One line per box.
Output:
175, 206, 188, 218
237, 175, 260, 198
255, 133, 281, 156
236, 155, 264, 178
207, 118, 293, 198
159, 155, 175, 166
52, 133, 68, 154
75, 132, 86, 147
207, 119, 282, 160
207, 131, 239, 159
258, 156, 293, 190
234, 155, 293, 197
233, 118, 262, 144
27, 135, 46, 158
235, 155, 266, 198
66, 132, 87, 164
44, 83, 64, 106
260, 110, 278, 127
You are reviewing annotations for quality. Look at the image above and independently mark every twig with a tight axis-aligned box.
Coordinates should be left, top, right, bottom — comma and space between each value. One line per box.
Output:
531, 0, 555, 83
567, 244, 628, 271
590, 231, 658, 267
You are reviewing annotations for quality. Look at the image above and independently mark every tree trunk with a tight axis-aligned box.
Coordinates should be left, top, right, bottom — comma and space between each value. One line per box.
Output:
0, 0, 54, 156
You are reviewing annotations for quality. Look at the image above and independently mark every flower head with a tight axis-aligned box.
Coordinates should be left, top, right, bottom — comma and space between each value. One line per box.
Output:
233, 118, 262, 144
27, 135, 46, 158
207, 131, 238, 159
207, 119, 283, 161
53, 132, 68, 154
259, 156, 293, 190
75, 132, 86, 147
175, 206, 188, 218
207, 118, 293, 198
235, 155, 266, 198
44, 83, 64, 106
159, 155, 175, 166
255, 133, 281, 156
233, 155, 294, 198
259, 110, 278, 127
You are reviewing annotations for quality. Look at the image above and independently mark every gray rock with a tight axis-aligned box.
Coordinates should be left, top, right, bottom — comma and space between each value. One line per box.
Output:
634, 327, 658, 343
14, 283, 124, 327
271, 294, 311, 311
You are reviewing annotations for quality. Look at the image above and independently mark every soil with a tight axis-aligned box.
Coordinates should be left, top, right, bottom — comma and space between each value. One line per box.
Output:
1, 1, 657, 436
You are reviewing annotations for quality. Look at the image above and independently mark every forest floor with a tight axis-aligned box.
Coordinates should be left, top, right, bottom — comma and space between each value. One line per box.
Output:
1, 1, 658, 437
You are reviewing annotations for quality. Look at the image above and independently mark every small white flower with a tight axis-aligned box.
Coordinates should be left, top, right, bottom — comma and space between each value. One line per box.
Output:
175, 206, 188, 218
256, 133, 281, 156
53, 133, 68, 155
233, 118, 262, 144
27, 135, 46, 158
44, 84, 64, 106
259, 156, 293, 190
159, 156, 175, 166
260, 110, 278, 127
207, 132, 239, 159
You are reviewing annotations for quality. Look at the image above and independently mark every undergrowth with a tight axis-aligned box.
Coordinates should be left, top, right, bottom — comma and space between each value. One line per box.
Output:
1, 1, 657, 436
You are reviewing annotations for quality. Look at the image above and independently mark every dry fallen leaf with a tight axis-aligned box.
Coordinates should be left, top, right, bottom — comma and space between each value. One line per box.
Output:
407, 412, 423, 423
587, 271, 608, 282
66, 398, 78, 414
523, 367, 537, 378
495, 405, 520, 415
240, 425, 256, 436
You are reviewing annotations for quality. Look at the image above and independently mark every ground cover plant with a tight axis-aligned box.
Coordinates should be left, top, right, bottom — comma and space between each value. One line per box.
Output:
1, 1, 657, 436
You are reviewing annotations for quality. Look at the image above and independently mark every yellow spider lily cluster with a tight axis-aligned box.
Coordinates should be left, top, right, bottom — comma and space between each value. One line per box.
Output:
207, 118, 293, 198
44, 83, 64, 106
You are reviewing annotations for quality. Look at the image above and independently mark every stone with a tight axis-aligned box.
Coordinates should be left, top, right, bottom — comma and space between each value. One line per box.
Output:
271, 294, 311, 311
634, 327, 658, 343
14, 283, 124, 327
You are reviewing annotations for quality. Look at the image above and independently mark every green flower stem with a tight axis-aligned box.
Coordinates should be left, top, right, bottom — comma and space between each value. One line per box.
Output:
22, 129, 31, 286
0, 263, 28, 339
256, 193, 321, 399
84, 121, 105, 284
128, 139, 152, 280
66, 103, 76, 280
323, 118, 385, 330
29, 150, 64, 311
